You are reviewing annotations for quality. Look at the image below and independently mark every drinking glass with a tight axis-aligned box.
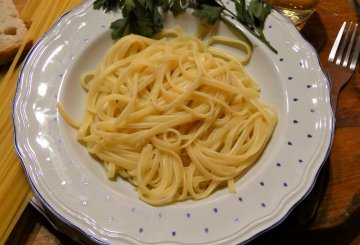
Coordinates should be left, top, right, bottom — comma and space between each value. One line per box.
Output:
267, 0, 319, 29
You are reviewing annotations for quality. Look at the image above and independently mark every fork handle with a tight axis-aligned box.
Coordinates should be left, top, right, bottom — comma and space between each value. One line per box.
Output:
328, 68, 348, 114
330, 88, 340, 114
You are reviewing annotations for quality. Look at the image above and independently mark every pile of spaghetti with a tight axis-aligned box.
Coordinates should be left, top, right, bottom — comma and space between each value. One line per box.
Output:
61, 28, 277, 205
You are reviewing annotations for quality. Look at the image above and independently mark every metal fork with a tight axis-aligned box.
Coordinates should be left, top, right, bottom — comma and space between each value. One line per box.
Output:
328, 21, 360, 113
296, 21, 360, 225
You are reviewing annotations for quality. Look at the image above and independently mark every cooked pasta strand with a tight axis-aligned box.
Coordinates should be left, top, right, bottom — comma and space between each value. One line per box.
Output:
59, 28, 277, 206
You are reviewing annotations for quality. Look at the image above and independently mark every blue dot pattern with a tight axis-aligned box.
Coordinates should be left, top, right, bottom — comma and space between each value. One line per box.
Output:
14, 4, 333, 244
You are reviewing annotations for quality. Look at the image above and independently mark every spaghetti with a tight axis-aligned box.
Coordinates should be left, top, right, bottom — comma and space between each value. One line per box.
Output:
61, 28, 277, 205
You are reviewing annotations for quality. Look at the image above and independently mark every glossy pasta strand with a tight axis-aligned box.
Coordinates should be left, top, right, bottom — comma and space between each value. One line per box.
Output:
59, 28, 277, 206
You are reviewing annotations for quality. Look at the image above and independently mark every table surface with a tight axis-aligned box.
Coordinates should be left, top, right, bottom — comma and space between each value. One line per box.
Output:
6, 0, 360, 244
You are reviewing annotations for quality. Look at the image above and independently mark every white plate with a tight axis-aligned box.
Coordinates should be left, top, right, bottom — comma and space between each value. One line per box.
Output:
13, 1, 334, 244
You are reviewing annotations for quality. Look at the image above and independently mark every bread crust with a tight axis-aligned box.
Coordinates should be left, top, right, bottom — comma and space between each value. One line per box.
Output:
0, 0, 32, 65
0, 39, 32, 65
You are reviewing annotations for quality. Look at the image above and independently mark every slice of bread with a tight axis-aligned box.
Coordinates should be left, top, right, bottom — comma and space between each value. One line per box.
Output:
0, 0, 32, 65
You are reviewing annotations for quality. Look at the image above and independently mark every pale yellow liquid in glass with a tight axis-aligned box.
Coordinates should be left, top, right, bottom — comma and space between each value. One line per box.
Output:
267, 0, 319, 28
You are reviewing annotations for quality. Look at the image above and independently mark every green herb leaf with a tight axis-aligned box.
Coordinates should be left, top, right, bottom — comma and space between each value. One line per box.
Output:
170, 0, 185, 16
153, 3, 164, 30
127, 5, 157, 37
158, 0, 171, 12
129, 19, 154, 37
93, 0, 121, 12
136, 0, 145, 7
192, 4, 223, 25
137, 0, 154, 10
231, 0, 277, 53
145, 0, 154, 10
93, 0, 277, 53
247, 0, 272, 30
110, 17, 129, 39
121, 0, 135, 15
234, 0, 247, 23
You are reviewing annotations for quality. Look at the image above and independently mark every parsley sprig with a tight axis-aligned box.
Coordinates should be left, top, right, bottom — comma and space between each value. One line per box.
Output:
93, 0, 277, 53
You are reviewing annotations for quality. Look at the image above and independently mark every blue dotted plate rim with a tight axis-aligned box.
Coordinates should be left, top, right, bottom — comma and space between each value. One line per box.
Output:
12, 0, 334, 244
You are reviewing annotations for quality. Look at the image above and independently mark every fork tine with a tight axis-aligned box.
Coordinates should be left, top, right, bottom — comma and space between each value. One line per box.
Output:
343, 23, 358, 67
329, 22, 346, 63
350, 33, 360, 70
336, 22, 353, 65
